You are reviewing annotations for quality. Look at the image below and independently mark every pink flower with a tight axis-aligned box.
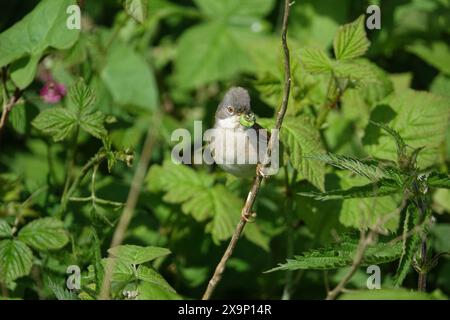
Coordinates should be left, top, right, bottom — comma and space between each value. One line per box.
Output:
40, 82, 67, 104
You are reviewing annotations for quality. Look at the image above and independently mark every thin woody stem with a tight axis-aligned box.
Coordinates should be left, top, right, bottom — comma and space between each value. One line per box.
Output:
201, 0, 292, 300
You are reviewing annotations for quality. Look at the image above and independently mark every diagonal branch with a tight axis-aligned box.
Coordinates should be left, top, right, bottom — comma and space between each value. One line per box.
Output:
201, 0, 293, 300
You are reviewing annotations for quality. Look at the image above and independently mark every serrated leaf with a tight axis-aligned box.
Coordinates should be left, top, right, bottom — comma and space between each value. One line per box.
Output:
137, 265, 175, 293
333, 60, 381, 88
79, 111, 107, 139
0, 0, 80, 88
68, 79, 95, 113
299, 179, 402, 200
363, 90, 450, 168
267, 236, 401, 272
204, 185, 241, 244
69, 79, 107, 139
259, 116, 326, 191
0, 219, 12, 238
147, 161, 243, 243
394, 204, 421, 287
333, 15, 370, 61
124, 0, 148, 24
300, 48, 333, 74
427, 172, 450, 189
308, 153, 397, 182
0, 240, 33, 283
18, 218, 69, 251
47, 277, 78, 300
31, 108, 77, 142
108, 245, 171, 265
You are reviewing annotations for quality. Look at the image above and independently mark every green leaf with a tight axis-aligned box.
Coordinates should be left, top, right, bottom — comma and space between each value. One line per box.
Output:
18, 218, 69, 251
47, 277, 79, 300
194, 0, 274, 20
370, 121, 406, 161
147, 161, 243, 243
137, 265, 175, 293
174, 0, 274, 89
339, 289, 443, 300
431, 74, 450, 98
0, 219, 12, 238
363, 90, 450, 168
0, 0, 80, 88
108, 245, 171, 265
394, 204, 421, 287
407, 41, 450, 75
0, 240, 33, 283
299, 48, 333, 74
336, 171, 400, 232
31, 108, 77, 142
289, 0, 351, 50
101, 43, 158, 111
299, 179, 402, 200
204, 185, 242, 244
308, 153, 398, 182
333, 60, 383, 88
259, 116, 326, 191
267, 236, 401, 272
68, 79, 96, 112
333, 15, 370, 61
124, 0, 148, 24
427, 172, 450, 189
79, 111, 107, 139
174, 22, 253, 90
137, 281, 181, 300
69, 79, 107, 139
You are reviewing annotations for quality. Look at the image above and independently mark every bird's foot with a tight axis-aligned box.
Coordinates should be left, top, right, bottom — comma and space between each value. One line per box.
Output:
241, 211, 257, 223
258, 166, 269, 179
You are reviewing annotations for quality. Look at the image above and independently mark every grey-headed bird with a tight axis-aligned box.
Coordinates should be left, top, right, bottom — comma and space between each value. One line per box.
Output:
210, 87, 269, 179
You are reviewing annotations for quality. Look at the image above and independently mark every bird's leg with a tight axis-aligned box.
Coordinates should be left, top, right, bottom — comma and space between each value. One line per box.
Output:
241, 210, 257, 223
258, 165, 269, 179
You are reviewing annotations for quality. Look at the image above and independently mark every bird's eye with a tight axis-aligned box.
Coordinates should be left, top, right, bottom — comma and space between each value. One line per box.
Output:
227, 106, 234, 114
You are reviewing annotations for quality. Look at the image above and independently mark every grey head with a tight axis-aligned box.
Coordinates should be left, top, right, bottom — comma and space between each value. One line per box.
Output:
215, 87, 252, 120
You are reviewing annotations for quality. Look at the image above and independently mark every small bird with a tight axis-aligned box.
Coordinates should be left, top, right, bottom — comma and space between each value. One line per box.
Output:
210, 87, 269, 179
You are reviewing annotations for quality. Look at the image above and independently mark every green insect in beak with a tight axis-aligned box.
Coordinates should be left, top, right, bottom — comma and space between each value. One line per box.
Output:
239, 113, 255, 128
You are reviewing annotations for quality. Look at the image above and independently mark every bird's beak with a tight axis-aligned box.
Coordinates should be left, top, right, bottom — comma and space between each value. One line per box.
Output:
239, 112, 255, 128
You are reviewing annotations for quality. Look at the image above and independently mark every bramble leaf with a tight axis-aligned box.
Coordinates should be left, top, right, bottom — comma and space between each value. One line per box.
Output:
259, 116, 326, 191
427, 172, 450, 189
18, 218, 69, 251
124, 0, 148, 24
32, 108, 78, 142
0, 220, 13, 238
108, 245, 171, 265
364, 90, 450, 168
333, 15, 370, 61
0, 239, 33, 283
299, 48, 333, 74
